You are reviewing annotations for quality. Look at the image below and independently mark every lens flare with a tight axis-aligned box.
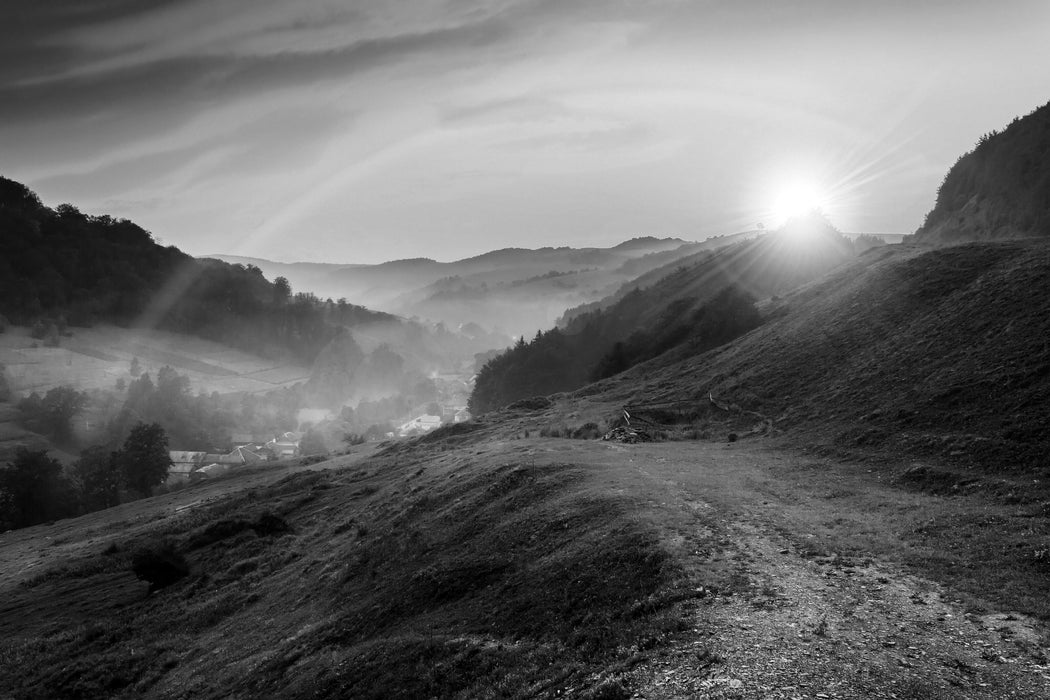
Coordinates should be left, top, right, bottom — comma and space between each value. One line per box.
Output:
771, 181, 828, 227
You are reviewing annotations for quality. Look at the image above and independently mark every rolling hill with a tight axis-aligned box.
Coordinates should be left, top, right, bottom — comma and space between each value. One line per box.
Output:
211, 237, 716, 335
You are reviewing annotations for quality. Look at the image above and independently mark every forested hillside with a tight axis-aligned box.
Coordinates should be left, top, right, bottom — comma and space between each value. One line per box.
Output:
917, 100, 1050, 243
470, 214, 858, 413
0, 176, 391, 364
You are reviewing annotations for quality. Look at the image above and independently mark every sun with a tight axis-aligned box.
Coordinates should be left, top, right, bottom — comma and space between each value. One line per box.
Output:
770, 180, 828, 227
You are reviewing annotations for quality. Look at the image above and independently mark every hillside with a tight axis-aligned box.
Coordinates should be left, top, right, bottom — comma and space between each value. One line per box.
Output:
5, 389, 1050, 697
586, 239, 1050, 472
470, 214, 859, 413
916, 100, 1050, 243
0, 176, 395, 365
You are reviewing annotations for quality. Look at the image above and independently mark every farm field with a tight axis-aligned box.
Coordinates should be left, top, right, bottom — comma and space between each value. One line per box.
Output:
0, 325, 310, 398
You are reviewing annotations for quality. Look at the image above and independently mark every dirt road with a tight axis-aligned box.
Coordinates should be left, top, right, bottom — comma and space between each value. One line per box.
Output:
495, 437, 1050, 699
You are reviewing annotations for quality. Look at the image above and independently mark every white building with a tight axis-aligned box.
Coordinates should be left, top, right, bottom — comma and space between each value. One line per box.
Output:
397, 414, 443, 437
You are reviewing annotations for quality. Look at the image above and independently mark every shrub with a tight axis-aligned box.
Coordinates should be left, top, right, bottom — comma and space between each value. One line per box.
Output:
572, 422, 602, 440
131, 540, 189, 593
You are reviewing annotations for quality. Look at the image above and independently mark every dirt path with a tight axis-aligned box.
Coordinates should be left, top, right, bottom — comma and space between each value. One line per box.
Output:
507, 438, 1050, 699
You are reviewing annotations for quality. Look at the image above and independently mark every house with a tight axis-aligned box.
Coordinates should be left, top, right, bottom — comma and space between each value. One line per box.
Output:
262, 437, 299, 460
228, 445, 265, 464
453, 408, 471, 423
230, 432, 269, 448
167, 450, 207, 485
201, 445, 266, 466
397, 414, 443, 437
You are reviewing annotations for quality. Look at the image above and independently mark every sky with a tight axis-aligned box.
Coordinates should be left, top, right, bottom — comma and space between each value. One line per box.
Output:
3, 0, 1050, 264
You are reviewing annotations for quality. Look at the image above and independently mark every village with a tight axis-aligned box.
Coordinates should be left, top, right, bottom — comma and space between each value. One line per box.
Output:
164, 370, 473, 487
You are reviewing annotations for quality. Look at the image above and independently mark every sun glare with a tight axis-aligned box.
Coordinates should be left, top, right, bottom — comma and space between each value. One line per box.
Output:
771, 181, 827, 227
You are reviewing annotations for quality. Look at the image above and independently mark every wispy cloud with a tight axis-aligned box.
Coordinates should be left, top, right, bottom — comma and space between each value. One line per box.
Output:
2, 1, 1049, 263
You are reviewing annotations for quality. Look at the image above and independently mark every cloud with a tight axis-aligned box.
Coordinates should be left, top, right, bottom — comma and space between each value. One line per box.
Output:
4, 0, 1050, 265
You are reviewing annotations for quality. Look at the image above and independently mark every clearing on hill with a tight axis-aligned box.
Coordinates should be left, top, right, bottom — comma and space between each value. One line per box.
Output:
0, 324, 309, 398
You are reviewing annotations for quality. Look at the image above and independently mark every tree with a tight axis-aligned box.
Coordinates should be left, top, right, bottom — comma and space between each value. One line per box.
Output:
0, 363, 10, 402
115, 422, 172, 496
0, 447, 74, 529
40, 385, 87, 443
130, 356, 141, 377
273, 276, 291, 304
299, 429, 327, 456
156, 365, 189, 404
72, 446, 121, 511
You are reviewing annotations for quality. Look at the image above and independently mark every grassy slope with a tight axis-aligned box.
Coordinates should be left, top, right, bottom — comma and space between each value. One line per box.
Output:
0, 430, 724, 699
598, 239, 1050, 472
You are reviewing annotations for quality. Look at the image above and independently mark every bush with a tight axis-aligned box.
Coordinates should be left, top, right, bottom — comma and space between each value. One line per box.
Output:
131, 540, 189, 593
571, 422, 602, 440
506, 396, 553, 411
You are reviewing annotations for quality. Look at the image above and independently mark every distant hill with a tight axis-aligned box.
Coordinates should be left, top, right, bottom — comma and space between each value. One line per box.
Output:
470, 214, 862, 413
916, 100, 1050, 244
210, 238, 702, 334
591, 239, 1050, 472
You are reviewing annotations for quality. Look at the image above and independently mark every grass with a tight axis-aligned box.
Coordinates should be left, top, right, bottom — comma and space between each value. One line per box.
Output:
759, 451, 1050, 622
0, 441, 712, 699
0, 324, 308, 398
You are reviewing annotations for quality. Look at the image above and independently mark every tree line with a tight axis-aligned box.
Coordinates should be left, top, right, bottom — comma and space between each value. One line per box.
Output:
0, 176, 392, 365
469, 284, 763, 414
0, 423, 170, 530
